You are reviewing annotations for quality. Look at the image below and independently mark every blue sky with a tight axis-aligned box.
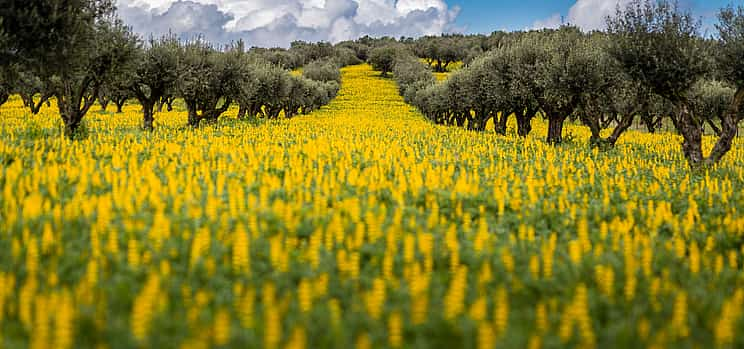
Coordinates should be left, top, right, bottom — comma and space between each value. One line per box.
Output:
449, 0, 737, 34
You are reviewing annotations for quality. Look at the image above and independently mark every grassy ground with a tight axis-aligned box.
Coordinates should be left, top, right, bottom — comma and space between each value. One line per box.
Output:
0, 64, 743, 348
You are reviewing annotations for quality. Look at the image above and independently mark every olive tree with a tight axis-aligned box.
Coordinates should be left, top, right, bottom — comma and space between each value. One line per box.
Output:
607, 0, 712, 166
179, 41, 243, 127
707, 5, 744, 164
235, 61, 291, 120
414, 35, 468, 73
14, 69, 51, 114
505, 35, 544, 137
369, 44, 407, 77
127, 36, 180, 130
99, 74, 132, 113
247, 47, 303, 70
1, 0, 138, 138
687, 80, 736, 136
391, 55, 435, 104
302, 60, 341, 83
534, 27, 603, 144
573, 34, 654, 147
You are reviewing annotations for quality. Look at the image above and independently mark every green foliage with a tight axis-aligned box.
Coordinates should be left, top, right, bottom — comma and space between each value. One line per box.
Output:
687, 80, 736, 134
247, 47, 303, 70
413, 35, 472, 72
0, 0, 116, 68
303, 60, 342, 84
606, 0, 708, 102
391, 55, 435, 103
716, 5, 744, 90
178, 40, 247, 127
368, 44, 408, 77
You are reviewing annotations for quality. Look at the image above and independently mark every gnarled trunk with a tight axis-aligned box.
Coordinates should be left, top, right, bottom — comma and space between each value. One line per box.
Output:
605, 113, 636, 146
115, 100, 125, 113
98, 96, 110, 111
143, 101, 155, 131
493, 111, 509, 135
673, 103, 705, 168
547, 116, 567, 144
187, 98, 232, 127
706, 88, 744, 165
237, 104, 247, 119
60, 99, 83, 137
63, 115, 83, 139
516, 108, 536, 137
56, 76, 98, 140
581, 114, 602, 144
24, 92, 52, 115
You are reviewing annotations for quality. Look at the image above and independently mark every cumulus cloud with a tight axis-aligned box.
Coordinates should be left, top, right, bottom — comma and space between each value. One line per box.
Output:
117, 0, 461, 47
567, 0, 631, 30
531, 0, 631, 31
530, 13, 563, 30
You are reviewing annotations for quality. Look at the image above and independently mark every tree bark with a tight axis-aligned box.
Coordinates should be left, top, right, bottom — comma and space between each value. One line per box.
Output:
0, 92, 8, 107
63, 116, 82, 139
705, 118, 722, 136
187, 100, 200, 127
237, 104, 247, 119
605, 113, 635, 146
706, 88, 744, 165
26, 93, 51, 115
581, 114, 602, 143
98, 95, 110, 111
547, 115, 567, 144
143, 102, 154, 131
674, 103, 705, 168
494, 111, 509, 135
516, 108, 536, 137
115, 100, 124, 113
57, 79, 97, 139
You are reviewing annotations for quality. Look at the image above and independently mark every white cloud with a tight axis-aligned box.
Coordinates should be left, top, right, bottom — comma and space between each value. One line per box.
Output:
117, 0, 460, 47
530, 13, 562, 30
531, 0, 631, 31
567, 0, 631, 31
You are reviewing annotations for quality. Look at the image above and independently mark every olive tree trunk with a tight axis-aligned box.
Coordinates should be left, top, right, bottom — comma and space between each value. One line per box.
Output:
115, 99, 125, 113
516, 108, 537, 137
547, 116, 567, 144
494, 111, 510, 135
142, 101, 155, 130
56, 78, 98, 139
706, 88, 744, 164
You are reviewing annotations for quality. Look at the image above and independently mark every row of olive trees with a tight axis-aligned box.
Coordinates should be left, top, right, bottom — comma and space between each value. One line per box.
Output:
121, 38, 341, 130
381, 1, 743, 168
0, 1, 346, 137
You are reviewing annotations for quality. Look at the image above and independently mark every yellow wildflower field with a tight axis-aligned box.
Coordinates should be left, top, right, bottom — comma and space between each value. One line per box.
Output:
0, 64, 743, 348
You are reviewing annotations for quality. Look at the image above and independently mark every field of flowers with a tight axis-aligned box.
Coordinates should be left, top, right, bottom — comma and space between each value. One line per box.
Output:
1, 64, 743, 348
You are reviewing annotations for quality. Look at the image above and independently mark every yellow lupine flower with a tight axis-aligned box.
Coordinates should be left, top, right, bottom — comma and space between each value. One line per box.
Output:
232, 223, 250, 273
671, 292, 689, 339
53, 290, 75, 349
212, 309, 230, 345
388, 311, 403, 348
